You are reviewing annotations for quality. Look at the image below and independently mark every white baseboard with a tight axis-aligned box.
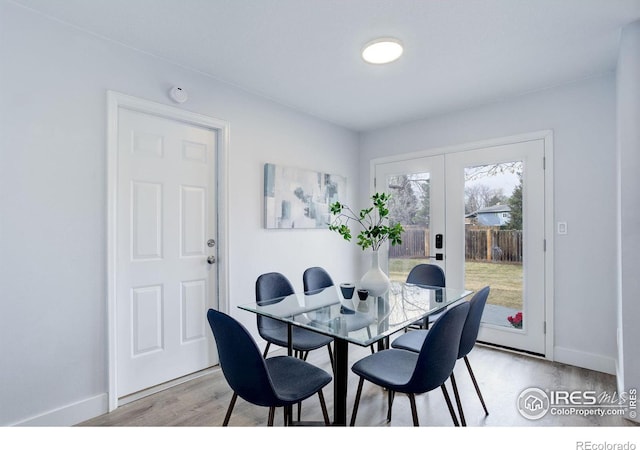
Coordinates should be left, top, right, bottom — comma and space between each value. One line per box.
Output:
554, 346, 616, 375
11, 394, 108, 427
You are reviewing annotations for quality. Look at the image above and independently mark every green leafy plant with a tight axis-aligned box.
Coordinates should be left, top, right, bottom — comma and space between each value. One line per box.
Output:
328, 192, 405, 251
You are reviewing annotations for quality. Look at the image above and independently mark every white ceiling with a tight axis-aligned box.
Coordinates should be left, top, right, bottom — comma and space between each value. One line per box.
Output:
12, 0, 640, 131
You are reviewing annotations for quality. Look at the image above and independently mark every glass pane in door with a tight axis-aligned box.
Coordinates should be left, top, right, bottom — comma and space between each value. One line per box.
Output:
464, 161, 524, 330
386, 173, 432, 282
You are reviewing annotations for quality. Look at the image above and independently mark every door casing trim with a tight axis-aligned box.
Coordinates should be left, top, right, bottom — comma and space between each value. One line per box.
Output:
369, 130, 554, 361
106, 91, 230, 411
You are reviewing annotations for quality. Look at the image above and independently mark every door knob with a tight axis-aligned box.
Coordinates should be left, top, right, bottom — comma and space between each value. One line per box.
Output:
207, 256, 216, 264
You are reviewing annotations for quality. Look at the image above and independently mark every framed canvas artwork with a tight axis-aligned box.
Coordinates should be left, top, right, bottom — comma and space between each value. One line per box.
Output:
264, 163, 346, 229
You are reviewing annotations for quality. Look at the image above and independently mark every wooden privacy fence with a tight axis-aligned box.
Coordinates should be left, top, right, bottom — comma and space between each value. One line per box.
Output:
389, 227, 430, 258
389, 226, 523, 263
465, 228, 523, 263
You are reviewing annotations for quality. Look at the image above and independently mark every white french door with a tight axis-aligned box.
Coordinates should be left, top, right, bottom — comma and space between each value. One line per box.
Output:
446, 139, 547, 355
115, 107, 219, 398
375, 135, 550, 356
375, 155, 446, 280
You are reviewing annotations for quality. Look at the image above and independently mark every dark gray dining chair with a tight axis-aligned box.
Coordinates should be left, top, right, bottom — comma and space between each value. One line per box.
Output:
303, 266, 375, 353
256, 272, 334, 366
206, 309, 332, 426
405, 263, 446, 329
391, 286, 491, 425
302, 266, 335, 295
350, 301, 470, 426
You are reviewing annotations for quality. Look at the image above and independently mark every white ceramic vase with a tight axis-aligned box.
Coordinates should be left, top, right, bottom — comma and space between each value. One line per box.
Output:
360, 250, 390, 297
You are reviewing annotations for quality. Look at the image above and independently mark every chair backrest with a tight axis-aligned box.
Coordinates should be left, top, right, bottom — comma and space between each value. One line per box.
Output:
206, 309, 279, 407
303, 266, 334, 294
458, 286, 490, 358
255, 272, 295, 335
405, 264, 446, 288
256, 272, 296, 304
408, 301, 470, 393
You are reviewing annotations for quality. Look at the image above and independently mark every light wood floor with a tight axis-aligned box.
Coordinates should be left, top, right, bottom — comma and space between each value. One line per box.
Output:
79, 344, 636, 427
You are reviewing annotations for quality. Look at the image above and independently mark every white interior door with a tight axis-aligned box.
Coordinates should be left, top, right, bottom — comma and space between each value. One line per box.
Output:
116, 108, 218, 398
374, 137, 548, 356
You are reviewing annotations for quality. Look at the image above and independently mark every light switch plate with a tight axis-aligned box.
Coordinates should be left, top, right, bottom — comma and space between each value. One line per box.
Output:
557, 222, 568, 235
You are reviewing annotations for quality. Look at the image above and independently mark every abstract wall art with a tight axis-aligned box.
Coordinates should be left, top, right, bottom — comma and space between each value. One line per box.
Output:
264, 163, 346, 229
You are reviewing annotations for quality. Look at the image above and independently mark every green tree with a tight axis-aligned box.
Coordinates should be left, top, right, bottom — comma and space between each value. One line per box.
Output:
505, 173, 523, 230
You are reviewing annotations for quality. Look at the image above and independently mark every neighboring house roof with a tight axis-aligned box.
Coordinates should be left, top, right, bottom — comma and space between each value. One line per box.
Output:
478, 204, 511, 214
465, 204, 511, 218
465, 204, 512, 227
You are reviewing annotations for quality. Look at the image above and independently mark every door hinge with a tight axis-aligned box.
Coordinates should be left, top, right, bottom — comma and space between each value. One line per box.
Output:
543, 239, 546, 251
543, 321, 547, 334
374, 177, 377, 189
543, 156, 546, 170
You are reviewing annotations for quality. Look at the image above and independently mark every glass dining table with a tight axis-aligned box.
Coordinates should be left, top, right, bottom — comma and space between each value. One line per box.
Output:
238, 281, 472, 426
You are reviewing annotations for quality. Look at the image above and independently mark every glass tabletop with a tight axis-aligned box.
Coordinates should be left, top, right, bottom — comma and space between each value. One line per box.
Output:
238, 281, 472, 347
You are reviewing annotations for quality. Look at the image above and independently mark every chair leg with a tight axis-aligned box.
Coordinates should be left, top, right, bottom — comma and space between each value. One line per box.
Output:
297, 402, 301, 422
450, 372, 466, 426
283, 405, 291, 426
223, 392, 238, 426
464, 355, 489, 415
440, 383, 460, 426
367, 327, 375, 353
350, 377, 365, 426
386, 390, 395, 422
318, 389, 330, 425
408, 393, 419, 426
268, 406, 275, 426
262, 342, 271, 358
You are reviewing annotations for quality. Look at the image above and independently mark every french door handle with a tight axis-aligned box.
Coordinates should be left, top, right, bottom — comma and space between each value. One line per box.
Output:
207, 256, 216, 264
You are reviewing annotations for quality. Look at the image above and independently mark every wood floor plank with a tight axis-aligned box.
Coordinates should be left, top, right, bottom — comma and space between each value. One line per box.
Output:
79, 345, 636, 427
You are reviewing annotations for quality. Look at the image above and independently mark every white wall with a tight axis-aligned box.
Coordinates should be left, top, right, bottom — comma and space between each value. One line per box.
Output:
0, 1, 359, 426
617, 20, 640, 422
359, 75, 618, 374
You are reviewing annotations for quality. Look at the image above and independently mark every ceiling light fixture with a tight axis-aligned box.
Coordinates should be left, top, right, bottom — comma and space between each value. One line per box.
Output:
361, 38, 403, 64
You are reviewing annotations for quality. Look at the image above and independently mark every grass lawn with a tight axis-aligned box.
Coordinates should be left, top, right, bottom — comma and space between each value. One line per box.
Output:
389, 258, 523, 309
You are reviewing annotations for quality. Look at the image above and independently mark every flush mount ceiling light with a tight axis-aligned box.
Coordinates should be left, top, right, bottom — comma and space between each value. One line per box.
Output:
361, 38, 403, 64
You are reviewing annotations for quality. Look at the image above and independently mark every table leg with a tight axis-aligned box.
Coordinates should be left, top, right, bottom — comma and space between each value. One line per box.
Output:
377, 295, 389, 351
333, 338, 349, 426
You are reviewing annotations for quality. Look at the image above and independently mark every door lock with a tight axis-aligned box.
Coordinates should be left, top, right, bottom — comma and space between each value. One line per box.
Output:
207, 239, 216, 248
